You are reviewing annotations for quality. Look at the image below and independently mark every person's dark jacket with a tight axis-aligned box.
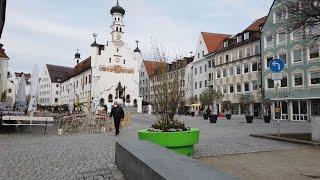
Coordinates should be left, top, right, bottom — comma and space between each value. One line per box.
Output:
110, 106, 125, 121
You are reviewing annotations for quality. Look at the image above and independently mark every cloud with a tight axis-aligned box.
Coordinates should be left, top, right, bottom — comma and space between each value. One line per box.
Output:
7, 10, 90, 42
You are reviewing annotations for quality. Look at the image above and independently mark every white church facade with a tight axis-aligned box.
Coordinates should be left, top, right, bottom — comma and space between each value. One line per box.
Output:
51, 1, 142, 112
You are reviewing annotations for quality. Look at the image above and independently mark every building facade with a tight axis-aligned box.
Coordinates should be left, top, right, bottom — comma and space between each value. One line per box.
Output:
139, 60, 166, 104
0, 44, 9, 99
210, 17, 266, 116
192, 32, 230, 103
149, 57, 194, 106
57, 1, 142, 112
39, 64, 73, 106
261, 0, 320, 121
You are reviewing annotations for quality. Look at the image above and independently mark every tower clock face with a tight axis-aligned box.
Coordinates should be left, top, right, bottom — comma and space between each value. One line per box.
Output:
116, 58, 120, 63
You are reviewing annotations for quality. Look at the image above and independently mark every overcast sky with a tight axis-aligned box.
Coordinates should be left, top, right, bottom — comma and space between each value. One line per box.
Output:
2, 0, 274, 73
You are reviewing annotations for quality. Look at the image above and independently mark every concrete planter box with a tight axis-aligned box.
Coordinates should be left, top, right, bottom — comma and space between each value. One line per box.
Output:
138, 128, 200, 156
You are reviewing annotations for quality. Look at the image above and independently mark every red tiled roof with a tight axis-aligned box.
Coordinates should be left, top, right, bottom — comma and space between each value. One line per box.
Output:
0, 44, 9, 59
46, 64, 73, 83
201, 32, 231, 53
143, 60, 167, 77
243, 16, 268, 32
64, 57, 91, 81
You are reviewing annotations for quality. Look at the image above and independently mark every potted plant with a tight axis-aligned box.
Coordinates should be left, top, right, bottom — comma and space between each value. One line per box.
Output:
200, 89, 214, 120
209, 90, 224, 123
258, 92, 272, 123
239, 94, 254, 123
138, 65, 200, 156
222, 100, 232, 120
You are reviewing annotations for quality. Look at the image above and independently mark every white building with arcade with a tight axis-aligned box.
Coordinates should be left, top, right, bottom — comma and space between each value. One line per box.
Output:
57, 0, 143, 113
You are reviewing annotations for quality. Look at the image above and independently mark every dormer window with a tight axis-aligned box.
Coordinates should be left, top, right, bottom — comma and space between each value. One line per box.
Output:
237, 35, 242, 43
224, 41, 228, 48
244, 32, 250, 40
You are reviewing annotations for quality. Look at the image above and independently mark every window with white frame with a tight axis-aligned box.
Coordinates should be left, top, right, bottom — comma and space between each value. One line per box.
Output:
252, 80, 258, 91
195, 82, 197, 89
223, 68, 227, 78
309, 46, 320, 60
267, 78, 274, 89
237, 35, 242, 43
243, 64, 249, 74
199, 81, 202, 88
278, 31, 287, 44
216, 69, 221, 79
236, 84, 242, 92
229, 85, 234, 93
239, 49, 243, 59
200, 66, 202, 74
293, 49, 303, 63
265, 34, 273, 48
205, 80, 207, 87
229, 66, 234, 76
307, 25, 319, 36
279, 53, 287, 64
236, 65, 241, 75
274, 9, 286, 23
224, 41, 228, 47
223, 85, 227, 94
266, 56, 274, 67
232, 51, 237, 61
244, 82, 250, 92
244, 32, 250, 40
252, 61, 258, 72
225, 54, 229, 63
246, 47, 251, 57
281, 75, 288, 87
294, 74, 303, 86
292, 28, 303, 40
310, 71, 320, 85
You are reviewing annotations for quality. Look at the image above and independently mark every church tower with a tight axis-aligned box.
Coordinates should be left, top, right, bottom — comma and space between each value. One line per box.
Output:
74, 49, 81, 66
110, 0, 125, 42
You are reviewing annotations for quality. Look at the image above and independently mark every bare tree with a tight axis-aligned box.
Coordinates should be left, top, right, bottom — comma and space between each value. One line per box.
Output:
279, 0, 320, 43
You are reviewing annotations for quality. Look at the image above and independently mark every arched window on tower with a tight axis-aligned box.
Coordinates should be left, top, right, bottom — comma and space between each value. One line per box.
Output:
123, 59, 126, 64
120, 27, 122, 32
116, 27, 119, 31
118, 17, 120, 21
133, 99, 137, 107
108, 94, 113, 103
100, 98, 105, 106
126, 95, 131, 103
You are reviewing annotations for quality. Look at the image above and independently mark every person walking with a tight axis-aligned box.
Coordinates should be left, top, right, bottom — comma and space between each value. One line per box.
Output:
110, 101, 124, 136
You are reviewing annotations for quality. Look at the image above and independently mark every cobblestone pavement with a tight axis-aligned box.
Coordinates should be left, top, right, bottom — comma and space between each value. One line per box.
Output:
0, 114, 311, 179
0, 127, 124, 180
127, 114, 311, 157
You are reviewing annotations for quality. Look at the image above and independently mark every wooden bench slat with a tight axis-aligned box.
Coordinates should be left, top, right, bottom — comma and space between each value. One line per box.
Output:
2, 116, 54, 121
2, 123, 54, 126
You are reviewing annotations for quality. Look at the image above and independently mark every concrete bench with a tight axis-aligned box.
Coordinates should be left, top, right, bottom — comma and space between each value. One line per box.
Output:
115, 139, 238, 180
1, 116, 54, 134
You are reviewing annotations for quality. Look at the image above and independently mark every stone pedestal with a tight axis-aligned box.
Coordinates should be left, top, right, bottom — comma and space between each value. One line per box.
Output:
312, 116, 320, 141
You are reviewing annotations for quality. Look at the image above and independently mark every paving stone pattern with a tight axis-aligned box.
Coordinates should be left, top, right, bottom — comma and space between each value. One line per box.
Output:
0, 114, 310, 179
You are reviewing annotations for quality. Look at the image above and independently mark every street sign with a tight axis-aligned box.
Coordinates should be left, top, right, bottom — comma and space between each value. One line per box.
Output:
269, 59, 285, 73
272, 73, 283, 80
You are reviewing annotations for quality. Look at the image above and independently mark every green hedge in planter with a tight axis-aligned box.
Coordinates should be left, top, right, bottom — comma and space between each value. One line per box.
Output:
138, 128, 200, 156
